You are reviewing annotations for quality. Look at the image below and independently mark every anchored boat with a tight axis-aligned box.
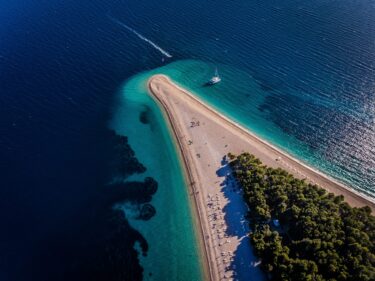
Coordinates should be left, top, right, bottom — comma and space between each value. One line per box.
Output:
207, 68, 221, 85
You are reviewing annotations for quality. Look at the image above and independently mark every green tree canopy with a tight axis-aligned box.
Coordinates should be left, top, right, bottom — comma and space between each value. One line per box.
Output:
230, 153, 375, 281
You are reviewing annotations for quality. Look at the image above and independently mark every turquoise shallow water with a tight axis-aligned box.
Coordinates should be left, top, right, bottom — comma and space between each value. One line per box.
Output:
110, 58, 372, 280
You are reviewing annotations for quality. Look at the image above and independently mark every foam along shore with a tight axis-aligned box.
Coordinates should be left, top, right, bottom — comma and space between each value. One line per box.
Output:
147, 74, 375, 280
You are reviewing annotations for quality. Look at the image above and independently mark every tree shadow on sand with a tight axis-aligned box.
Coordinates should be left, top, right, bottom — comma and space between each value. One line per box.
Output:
215, 155, 265, 281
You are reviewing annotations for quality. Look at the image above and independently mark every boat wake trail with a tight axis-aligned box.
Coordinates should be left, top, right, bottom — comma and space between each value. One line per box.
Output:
108, 15, 172, 58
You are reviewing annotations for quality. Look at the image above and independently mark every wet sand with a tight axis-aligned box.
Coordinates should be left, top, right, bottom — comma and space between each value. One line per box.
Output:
147, 74, 375, 281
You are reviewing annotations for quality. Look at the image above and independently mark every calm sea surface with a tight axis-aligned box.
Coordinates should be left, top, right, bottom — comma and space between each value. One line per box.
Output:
0, 0, 374, 280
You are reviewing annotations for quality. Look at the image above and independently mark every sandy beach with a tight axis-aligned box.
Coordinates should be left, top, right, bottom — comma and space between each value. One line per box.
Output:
147, 74, 375, 281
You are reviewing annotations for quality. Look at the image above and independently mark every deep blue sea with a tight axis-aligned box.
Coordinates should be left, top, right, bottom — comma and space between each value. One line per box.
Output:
1, 0, 374, 280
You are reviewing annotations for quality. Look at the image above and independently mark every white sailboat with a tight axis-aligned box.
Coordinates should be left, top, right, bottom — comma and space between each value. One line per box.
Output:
208, 68, 221, 85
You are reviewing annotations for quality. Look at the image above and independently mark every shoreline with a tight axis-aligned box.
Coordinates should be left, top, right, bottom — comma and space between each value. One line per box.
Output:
148, 78, 216, 281
147, 74, 374, 280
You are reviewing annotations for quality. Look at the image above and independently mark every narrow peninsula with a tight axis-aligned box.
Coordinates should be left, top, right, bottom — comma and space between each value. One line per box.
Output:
147, 74, 375, 281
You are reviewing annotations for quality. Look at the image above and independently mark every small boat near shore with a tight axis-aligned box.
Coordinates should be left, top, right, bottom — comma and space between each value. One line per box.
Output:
207, 68, 221, 85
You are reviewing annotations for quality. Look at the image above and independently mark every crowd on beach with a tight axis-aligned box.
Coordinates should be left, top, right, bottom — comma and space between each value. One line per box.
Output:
206, 193, 236, 280
188, 117, 249, 280
205, 173, 250, 281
